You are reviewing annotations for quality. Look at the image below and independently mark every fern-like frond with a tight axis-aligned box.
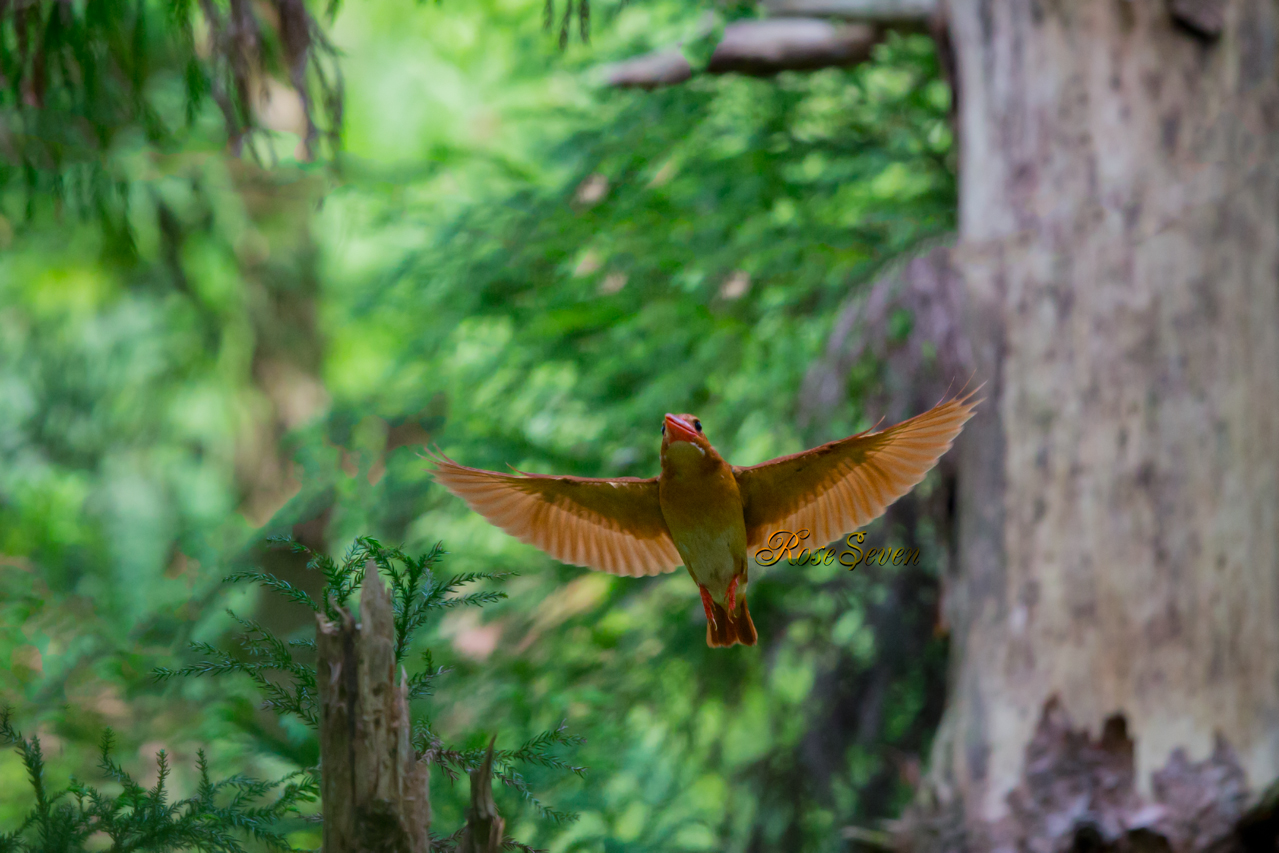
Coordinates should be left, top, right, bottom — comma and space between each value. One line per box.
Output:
0, 715, 313, 852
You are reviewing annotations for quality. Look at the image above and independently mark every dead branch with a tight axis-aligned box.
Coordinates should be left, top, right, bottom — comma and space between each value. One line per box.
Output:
762, 0, 937, 26
606, 18, 881, 89
458, 738, 505, 853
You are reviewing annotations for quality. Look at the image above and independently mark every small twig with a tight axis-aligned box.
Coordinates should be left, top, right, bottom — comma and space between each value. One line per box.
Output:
841, 825, 897, 849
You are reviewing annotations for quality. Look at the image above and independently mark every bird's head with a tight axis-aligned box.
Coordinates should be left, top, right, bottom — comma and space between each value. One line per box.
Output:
661, 413, 716, 469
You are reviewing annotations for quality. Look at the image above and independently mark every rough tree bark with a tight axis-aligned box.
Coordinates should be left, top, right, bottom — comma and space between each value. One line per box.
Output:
915, 1, 1279, 851
316, 570, 509, 852
317, 571, 432, 853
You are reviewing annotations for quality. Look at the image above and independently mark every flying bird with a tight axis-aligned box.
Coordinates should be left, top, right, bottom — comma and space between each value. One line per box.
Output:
429, 389, 980, 648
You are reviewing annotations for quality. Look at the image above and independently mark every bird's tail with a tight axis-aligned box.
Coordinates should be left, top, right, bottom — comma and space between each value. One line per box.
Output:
706, 595, 757, 648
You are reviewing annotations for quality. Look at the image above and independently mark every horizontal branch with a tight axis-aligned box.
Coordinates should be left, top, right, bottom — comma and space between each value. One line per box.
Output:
606, 19, 881, 89
761, 0, 937, 25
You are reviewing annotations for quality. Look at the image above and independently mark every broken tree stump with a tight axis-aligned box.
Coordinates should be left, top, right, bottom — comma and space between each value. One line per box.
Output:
317, 568, 432, 853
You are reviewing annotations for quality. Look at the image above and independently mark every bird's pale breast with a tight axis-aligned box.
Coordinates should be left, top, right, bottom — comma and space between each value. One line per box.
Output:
659, 444, 747, 605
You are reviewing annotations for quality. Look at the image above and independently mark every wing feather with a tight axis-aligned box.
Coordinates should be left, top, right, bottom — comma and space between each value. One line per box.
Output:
429, 449, 683, 577
736, 389, 981, 553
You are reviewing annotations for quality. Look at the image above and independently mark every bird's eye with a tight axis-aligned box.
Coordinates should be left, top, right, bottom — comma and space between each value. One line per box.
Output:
661, 424, 666, 435
694, 419, 702, 432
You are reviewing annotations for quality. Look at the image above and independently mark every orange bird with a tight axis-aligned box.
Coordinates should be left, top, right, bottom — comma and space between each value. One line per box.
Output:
429, 390, 979, 648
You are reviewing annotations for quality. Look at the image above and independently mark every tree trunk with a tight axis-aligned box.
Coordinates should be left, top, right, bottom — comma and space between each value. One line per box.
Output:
317, 570, 432, 853
923, 1, 1279, 850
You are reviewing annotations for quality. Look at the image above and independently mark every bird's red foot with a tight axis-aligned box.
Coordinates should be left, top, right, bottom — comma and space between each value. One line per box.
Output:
727, 575, 739, 613
699, 584, 717, 628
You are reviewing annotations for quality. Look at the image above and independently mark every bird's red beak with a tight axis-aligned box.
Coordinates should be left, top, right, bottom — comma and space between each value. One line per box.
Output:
664, 414, 699, 444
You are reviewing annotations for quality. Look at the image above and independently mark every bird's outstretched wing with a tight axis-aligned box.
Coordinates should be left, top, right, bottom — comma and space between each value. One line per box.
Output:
428, 450, 683, 577
735, 389, 981, 553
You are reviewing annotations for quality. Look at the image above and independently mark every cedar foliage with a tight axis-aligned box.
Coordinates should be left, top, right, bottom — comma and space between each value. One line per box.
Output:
157, 536, 585, 832
0, 711, 314, 853
0, 0, 341, 217
2, 538, 582, 851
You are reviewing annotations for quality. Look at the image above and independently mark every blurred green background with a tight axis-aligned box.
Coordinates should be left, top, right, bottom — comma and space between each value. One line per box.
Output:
0, 0, 956, 849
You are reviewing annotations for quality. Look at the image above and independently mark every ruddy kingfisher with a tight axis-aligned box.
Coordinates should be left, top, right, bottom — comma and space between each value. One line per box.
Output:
429, 389, 979, 647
